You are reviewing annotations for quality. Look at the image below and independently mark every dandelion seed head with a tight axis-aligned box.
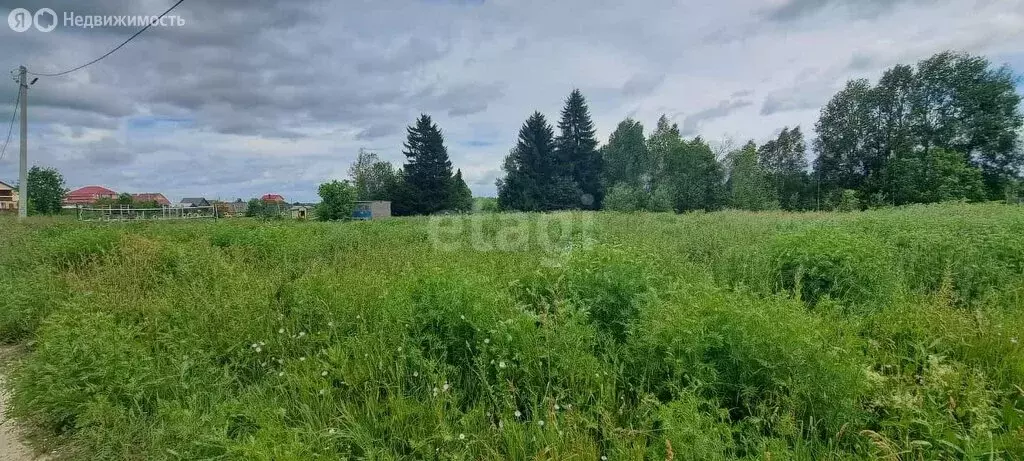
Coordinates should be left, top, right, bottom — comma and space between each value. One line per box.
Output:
413, 371, 419, 377
459, 433, 466, 440
255, 347, 262, 353
484, 338, 490, 344
554, 404, 560, 411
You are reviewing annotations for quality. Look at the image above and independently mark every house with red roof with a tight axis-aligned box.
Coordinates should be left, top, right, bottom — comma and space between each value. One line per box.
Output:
64, 186, 117, 206
261, 194, 286, 203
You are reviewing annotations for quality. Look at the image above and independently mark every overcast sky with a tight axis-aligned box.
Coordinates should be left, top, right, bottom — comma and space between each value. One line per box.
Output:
1, 0, 1023, 202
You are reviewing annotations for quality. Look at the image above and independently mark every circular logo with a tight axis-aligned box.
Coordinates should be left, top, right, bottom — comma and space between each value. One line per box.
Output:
34, 8, 57, 32
7, 8, 32, 32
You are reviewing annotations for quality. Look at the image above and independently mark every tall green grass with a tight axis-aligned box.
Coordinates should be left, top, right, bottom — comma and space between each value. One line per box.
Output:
0, 203, 1022, 460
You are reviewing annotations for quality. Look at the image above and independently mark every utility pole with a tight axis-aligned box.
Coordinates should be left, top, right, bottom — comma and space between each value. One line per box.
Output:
17, 65, 27, 221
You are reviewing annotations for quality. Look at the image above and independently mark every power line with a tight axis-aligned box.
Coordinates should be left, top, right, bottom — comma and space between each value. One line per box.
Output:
0, 89, 20, 163
27, 0, 186, 78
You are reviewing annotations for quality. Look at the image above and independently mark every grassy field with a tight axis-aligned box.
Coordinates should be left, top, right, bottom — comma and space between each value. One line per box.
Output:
1, 204, 1023, 460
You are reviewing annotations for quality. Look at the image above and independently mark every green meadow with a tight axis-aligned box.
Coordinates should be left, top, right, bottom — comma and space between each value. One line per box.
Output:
1, 203, 1023, 460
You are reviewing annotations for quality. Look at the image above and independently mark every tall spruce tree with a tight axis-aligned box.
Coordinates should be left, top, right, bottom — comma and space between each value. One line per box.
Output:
398, 114, 455, 215
555, 89, 603, 209
448, 169, 474, 212
497, 112, 558, 211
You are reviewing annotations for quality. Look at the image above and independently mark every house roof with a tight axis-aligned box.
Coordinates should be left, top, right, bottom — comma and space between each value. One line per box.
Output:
262, 194, 285, 202
131, 193, 171, 206
180, 197, 208, 205
0, 180, 14, 190
65, 186, 117, 204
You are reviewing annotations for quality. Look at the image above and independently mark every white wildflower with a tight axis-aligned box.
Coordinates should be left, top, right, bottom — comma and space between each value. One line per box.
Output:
537, 420, 545, 427
484, 338, 490, 344
514, 410, 522, 418
278, 328, 285, 334
459, 433, 466, 440
327, 322, 334, 327
554, 404, 560, 411
460, 315, 466, 320
443, 382, 451, 392
1012, 337, 1019, 345
321, 370, 328, 377
328, 428, 336, 435
318, 389, 326, 395
413, 371, 419, 377
299, 331, 306, 337
255, 347, 262, 353
498, 361, 507, 369
299, 356, 306, 362
278, 371, 285, 377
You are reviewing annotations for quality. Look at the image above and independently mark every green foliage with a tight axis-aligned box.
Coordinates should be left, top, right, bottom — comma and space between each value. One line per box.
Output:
316, 180, 356, 221
814, 51, 1023, 202
728, 141, 778, 211
472, 197, 499, 213
758, 127, 811, 210
555, 89, 603, 209
604, 183, 642, 212
26, 165, 67, 215
349, 149, 399, 201
398, 114, 456, 215
884, 147, 986, 205
601, 118, 651, 189
245, 198, 283, 219
447, 169, 473, 212
2, 203, 1023, 459
498, 112, 560, 211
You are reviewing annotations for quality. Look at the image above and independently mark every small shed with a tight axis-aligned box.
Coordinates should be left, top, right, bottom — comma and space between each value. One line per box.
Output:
353, 201, 391, 220
291, 205, 313, 220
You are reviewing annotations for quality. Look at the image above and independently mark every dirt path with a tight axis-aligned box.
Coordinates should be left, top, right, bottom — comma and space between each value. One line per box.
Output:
0, 347, 48, 461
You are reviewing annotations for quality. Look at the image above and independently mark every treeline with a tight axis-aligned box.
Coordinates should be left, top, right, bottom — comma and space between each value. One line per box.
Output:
334, 115, 473, 217
496, 51, 1023, 213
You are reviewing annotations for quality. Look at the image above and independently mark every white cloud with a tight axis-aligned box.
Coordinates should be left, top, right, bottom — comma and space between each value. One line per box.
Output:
0, 0, 1021, 200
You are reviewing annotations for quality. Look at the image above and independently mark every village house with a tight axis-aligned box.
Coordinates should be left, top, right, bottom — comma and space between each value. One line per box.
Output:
64, 186, 117, 206
178, 197, 211, 208
131, 193, 171, 207
0, 180, 18, 211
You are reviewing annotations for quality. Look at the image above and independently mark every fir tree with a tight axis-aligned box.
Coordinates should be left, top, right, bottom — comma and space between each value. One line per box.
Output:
448, 169, 474, 212
497, 112, 559, 211
398, 114, 455, 215
555, 89, 603, 209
